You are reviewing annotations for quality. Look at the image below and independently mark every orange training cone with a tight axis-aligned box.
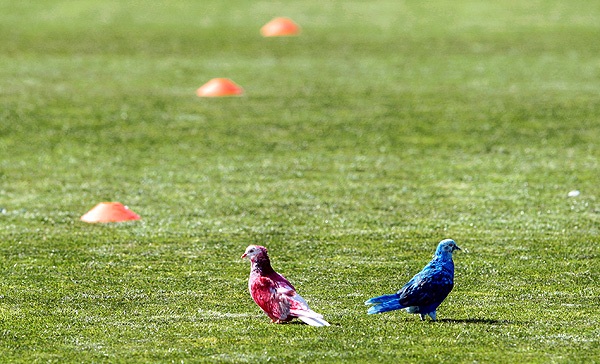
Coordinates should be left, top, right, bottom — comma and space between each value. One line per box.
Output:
260, 17, 301, 37
80, 202, 141, 223
196, 78, 244, 97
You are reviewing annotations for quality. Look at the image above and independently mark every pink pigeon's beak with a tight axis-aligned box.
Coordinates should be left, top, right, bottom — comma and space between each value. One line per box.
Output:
241, 253, 247, 259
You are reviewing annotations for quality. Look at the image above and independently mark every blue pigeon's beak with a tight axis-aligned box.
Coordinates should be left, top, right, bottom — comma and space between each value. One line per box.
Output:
453, 245, 461, 252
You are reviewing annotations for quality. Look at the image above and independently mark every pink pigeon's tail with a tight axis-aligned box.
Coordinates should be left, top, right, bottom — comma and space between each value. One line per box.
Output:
297, 315, 330, 326
290, 309, 331, 327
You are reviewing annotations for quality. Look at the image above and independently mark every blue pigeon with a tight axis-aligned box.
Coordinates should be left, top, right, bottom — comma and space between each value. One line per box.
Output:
365, 239, 461, 321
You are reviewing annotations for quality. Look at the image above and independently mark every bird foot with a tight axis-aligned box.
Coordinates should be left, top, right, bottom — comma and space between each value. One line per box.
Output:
420, 312, 437, 321
428, 311, 437, 321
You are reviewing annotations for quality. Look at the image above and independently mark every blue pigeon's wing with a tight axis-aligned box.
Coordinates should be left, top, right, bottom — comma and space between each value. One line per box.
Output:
397, 267, 454, 307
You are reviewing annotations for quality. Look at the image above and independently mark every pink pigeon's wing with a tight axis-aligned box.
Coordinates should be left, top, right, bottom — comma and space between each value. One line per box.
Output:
268, 271, 296, 292
251, 276, 291, 322
272, 288, 294, 321
287, 292, 312, 315
267, 272, 326, 322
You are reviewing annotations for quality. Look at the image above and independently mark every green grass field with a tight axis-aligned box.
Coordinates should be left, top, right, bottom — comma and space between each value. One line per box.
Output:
1, 0, 599, 362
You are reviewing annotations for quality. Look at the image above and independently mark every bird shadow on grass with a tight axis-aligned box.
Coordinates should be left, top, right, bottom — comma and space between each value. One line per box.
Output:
285, 321, 309, 325
282, 321, 343, 327
437, 318, 516, 325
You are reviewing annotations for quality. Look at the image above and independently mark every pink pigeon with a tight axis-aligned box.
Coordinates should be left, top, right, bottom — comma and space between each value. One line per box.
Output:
241, 245, 330, 326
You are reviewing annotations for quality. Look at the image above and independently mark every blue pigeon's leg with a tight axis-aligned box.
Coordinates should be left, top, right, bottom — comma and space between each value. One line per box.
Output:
419, 314, 426, 321
428, 311, 437, 321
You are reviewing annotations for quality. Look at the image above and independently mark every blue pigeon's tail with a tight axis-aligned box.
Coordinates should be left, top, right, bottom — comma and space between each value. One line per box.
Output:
364, 293, 404, 314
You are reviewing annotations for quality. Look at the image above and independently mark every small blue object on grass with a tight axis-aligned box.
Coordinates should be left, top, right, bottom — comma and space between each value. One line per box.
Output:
365, 239, 461, 321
